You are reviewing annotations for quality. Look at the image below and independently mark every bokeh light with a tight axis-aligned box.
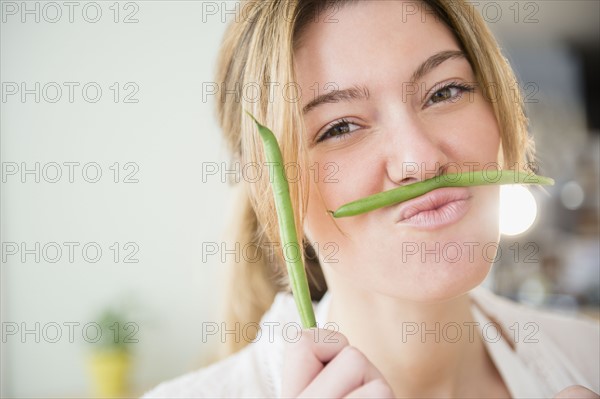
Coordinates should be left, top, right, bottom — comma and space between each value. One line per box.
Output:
500, 185, 538, 236
560, 180, 585, 210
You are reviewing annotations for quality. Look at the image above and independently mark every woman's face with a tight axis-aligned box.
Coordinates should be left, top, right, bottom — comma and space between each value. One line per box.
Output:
295, 1, 502, 302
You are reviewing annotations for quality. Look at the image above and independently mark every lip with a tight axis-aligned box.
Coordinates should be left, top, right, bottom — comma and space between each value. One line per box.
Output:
395, 187, 472, 229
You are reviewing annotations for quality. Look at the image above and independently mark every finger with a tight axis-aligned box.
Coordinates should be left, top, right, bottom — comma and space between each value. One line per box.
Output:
343, 378, 396, 399
299, 345, 385, 398
282, 328, 350, 398
554, 385, 599, 399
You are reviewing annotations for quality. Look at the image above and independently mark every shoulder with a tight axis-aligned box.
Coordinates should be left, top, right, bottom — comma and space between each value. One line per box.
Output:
470, 286, 600, 392
470, 285, 599, 343
141, 344, 269, 398
142, 292, 301, 398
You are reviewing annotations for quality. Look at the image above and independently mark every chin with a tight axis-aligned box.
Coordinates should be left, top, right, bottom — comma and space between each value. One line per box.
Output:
382, 258, 492, 304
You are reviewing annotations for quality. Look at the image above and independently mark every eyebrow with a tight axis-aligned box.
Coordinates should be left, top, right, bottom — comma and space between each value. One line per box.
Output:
302, 50, 466, 114
410, 50, 466, 83
303, 85, 370, 114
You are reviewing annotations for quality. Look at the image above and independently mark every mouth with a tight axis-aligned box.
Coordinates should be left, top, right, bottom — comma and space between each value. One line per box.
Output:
395, 187, 472, 229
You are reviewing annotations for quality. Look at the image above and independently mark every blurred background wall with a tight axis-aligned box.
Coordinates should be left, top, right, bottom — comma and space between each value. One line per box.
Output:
1, 1, 598, 397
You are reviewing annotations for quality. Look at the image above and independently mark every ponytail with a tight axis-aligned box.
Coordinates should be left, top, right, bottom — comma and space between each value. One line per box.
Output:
218, 184, 327, 357
219, 185, 282, 356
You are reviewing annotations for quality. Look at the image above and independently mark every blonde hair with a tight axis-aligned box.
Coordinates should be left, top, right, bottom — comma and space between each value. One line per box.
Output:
213, 0, 535, 356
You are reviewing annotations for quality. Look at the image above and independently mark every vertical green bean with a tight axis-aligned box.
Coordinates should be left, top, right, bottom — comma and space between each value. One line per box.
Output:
247, 112, 317, 328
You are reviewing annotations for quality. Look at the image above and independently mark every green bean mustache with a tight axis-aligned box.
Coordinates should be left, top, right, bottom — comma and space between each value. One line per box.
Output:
246, 111, 317, 329
331, 171, 554, 218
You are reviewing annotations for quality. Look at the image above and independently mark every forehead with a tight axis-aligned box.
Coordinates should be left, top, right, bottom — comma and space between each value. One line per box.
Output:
294, 1, 461, 95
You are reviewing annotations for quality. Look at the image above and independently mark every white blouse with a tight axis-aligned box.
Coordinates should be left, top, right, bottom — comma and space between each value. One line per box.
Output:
142, 286, 599, 398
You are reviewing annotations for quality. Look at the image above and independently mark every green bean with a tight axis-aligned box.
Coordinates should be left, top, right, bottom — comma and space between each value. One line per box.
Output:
246, 111, 316, 329
331, 170, 554, 218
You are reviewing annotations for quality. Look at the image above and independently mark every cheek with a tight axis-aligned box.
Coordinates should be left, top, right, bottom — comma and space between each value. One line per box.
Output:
304, 156, 384, 262
314, 147, 384, 206
455, 100, 501, 166
304, 161, 354, 242
304, 149, 381, 228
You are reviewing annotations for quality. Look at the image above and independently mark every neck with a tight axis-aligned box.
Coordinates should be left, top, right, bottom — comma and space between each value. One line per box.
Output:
323, 276, 500, 398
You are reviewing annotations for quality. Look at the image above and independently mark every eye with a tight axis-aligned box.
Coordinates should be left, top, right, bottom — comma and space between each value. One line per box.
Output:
316, 118, 361, 143
425, 82, 475, 107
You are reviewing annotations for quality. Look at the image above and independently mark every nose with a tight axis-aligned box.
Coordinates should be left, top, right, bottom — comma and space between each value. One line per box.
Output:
384, 113, 449, 187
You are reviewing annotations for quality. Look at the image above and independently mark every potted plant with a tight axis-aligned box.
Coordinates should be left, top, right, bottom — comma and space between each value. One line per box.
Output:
87, 306, 137, 398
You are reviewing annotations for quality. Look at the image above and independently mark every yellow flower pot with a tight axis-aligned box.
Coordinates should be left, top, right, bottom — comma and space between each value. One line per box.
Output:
88, 350, 131, 398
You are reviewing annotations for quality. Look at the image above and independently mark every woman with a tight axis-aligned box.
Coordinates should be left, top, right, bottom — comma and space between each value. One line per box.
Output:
144, 1, 599, 397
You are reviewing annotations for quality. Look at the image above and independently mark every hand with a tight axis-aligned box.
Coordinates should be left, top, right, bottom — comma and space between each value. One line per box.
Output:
554, 385, 599, 398
281, 328, 395, 398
